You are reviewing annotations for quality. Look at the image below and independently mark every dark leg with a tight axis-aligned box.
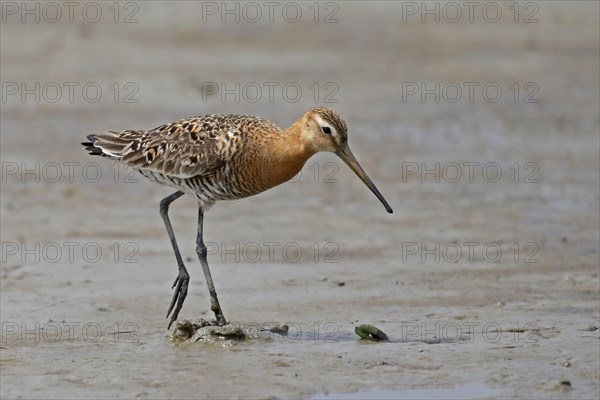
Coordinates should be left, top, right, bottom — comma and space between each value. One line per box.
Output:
196, 206, 227, 326
160, 191, 188, 329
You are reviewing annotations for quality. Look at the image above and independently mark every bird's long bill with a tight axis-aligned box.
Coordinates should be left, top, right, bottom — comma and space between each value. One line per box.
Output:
336, 144, 393, 214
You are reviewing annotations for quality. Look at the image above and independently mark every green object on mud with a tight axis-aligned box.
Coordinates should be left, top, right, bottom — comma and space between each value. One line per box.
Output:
354, 324, 389, 341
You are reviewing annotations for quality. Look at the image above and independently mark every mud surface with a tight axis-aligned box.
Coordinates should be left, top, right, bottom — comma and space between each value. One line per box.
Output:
1, 2, 599, 399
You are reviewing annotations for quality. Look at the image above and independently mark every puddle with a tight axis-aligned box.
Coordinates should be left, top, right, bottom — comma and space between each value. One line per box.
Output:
313, 384, 502, 399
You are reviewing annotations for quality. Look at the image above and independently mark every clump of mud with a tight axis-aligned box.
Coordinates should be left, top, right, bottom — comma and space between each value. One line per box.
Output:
170, 319, 289, 343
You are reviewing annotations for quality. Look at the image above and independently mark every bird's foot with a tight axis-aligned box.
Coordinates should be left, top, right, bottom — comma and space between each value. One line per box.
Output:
212, 306, 227, 326
214, 313, 227, 327
166, 268, 189, 329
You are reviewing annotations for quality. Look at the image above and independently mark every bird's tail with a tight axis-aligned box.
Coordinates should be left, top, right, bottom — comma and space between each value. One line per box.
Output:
81, 131, 141, 161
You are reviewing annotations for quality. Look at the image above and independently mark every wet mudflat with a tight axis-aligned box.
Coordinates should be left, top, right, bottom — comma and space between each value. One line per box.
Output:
1, 2, 598, 399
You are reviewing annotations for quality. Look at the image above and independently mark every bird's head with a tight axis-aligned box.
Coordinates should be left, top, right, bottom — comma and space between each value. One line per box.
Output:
299, 107, 393, 214
300, 106, 348, 152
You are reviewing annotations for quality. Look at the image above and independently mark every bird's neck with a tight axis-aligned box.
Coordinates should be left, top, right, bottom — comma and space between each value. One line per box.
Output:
259, 120, 316, 187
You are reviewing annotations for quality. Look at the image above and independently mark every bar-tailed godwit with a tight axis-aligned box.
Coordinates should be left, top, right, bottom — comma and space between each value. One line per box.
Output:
82, 107, 392, 328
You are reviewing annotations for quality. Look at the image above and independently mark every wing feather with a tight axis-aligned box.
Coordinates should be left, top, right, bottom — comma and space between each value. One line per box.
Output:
85, 115, 247, 178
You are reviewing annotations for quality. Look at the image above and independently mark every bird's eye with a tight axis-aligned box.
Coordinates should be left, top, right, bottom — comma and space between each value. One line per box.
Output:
321, 126, 332, 135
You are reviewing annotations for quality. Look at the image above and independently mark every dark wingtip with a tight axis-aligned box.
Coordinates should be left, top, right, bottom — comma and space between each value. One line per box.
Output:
82, 134, 102, 155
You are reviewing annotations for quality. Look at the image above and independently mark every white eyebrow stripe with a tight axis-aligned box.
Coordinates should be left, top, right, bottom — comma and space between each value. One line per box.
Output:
315, 115, 337, 137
